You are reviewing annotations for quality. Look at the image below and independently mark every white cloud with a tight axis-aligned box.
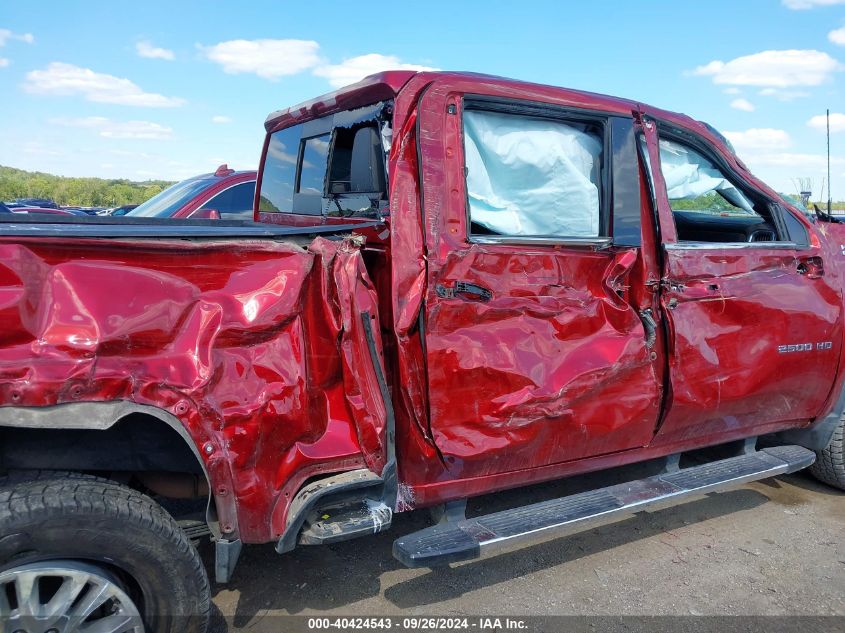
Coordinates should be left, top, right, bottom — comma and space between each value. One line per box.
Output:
808, 112, 845, 133
201, 39, 320, 80
313, 53, 437, 88
692, 49, 842, 87
23, 63, 185, 107
758, 87, 811, 100
830, 26, 845, 46
50, 116, 173, 139
748, 152, 845, 167
783, 0, 845, 8
0, 28, 34, 47
0, 27, 33, 66
211, 115, 231, 124
729, 150, 845, 199
136, 40, 174, 61
730, 98, 755, 112
724, 128, 792, 152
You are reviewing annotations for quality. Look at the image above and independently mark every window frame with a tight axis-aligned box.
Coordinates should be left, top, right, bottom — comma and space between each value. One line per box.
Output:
460, 95, 613, 248
648, 121, 801, 250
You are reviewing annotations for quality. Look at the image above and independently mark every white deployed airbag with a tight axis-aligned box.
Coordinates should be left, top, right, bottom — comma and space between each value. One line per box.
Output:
464, 110, 602, 237
649, 138, 755, 213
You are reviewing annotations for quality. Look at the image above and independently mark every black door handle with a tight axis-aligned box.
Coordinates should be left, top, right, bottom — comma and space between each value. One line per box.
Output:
436, 281, 493, 301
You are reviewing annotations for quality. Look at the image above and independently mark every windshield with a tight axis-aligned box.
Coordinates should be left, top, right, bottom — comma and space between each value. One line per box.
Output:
128, 177, 214, 218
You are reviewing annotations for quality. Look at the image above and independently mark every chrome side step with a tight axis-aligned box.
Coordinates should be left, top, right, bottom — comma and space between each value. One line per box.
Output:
393, 445, 814, 568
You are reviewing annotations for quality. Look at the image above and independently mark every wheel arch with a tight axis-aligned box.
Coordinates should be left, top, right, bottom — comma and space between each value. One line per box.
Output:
0, 401, 222, 538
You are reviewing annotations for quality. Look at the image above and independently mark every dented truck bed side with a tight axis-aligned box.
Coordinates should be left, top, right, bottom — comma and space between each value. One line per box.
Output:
0, 225, 391, 544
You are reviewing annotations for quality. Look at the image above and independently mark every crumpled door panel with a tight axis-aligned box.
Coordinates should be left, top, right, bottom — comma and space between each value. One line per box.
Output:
424, 245, 661, 479
652, 246, 844, 446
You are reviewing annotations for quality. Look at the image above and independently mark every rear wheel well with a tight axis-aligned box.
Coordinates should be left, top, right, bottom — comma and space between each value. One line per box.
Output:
0, 413, 214, 526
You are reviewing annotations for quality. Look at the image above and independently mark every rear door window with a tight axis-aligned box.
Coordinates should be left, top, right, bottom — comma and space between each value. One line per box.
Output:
463, 108, 604, 238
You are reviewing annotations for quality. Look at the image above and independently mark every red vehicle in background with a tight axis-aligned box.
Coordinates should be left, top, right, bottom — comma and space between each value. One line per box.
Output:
0, 72, 844, 633
127, 164, 256, 219
1, 201, 75, 215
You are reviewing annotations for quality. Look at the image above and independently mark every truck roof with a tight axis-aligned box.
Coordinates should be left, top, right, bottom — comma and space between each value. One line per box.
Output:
263, 70, 700, 133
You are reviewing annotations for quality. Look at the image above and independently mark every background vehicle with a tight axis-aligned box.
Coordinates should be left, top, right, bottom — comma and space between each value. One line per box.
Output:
0, 72, 843, 632
2, 202, 75, 215
61, 206, 106, 215
104, 203, 139, 216
127, 164, 256, 219
13, 197, 59, 209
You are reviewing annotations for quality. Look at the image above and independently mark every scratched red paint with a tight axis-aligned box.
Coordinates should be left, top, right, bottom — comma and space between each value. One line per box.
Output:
1, 71, 843, 544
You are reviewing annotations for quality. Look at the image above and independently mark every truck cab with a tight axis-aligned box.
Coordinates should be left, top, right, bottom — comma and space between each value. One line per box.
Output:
257, 70, 843, 491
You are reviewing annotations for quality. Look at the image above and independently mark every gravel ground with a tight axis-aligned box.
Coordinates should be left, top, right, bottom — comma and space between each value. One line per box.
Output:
204, 464, 844, 631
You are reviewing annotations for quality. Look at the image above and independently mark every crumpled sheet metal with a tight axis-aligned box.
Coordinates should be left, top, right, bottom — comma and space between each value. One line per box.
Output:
421, 245, 661, 481
652, 247, 844, 446
397, 77, 662, 485
0, 236, 387, 543
388, 78, 447, 487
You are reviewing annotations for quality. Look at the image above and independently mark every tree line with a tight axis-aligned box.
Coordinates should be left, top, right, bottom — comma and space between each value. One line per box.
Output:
0, 165, 173, 207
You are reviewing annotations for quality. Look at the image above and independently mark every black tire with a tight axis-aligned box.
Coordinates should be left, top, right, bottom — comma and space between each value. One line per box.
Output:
0, 471, 210, 633
809, 415, 845, 491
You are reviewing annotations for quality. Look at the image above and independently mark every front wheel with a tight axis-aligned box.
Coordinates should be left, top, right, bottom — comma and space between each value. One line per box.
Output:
810, 414, 845, 491
0, 472, 210, 632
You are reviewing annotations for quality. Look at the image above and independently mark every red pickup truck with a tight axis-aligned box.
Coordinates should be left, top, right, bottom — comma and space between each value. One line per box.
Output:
1, 71, 843, 632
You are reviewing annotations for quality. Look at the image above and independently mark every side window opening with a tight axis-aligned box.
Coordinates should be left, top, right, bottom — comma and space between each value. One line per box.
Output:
641, 134, 782, 244
328, 125, 386, 195
324, 123, 387, 218
463, 108, 604, 239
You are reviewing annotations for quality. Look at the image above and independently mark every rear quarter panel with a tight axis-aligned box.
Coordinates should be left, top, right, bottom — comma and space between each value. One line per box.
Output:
0, 235, 387, 543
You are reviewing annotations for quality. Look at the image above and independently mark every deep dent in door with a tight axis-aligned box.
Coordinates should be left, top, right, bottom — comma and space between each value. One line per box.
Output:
422, 244, 661, 479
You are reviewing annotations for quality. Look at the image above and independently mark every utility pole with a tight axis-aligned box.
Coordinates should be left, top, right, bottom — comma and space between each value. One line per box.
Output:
828, 109, 833, 215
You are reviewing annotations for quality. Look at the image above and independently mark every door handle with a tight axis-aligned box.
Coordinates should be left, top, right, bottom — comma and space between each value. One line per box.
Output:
797, 256, 824, 279
435, 281, 493, 301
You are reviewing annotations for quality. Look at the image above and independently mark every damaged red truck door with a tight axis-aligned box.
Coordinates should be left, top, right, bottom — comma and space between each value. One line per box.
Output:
416, 81, 665, 478
638, 115, 843, 446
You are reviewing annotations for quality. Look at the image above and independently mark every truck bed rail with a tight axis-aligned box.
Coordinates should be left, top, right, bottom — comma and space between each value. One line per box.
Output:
0, 214, 382, 239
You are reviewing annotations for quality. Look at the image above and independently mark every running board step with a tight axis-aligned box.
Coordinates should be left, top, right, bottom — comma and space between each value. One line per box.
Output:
393, 445, 814, 568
